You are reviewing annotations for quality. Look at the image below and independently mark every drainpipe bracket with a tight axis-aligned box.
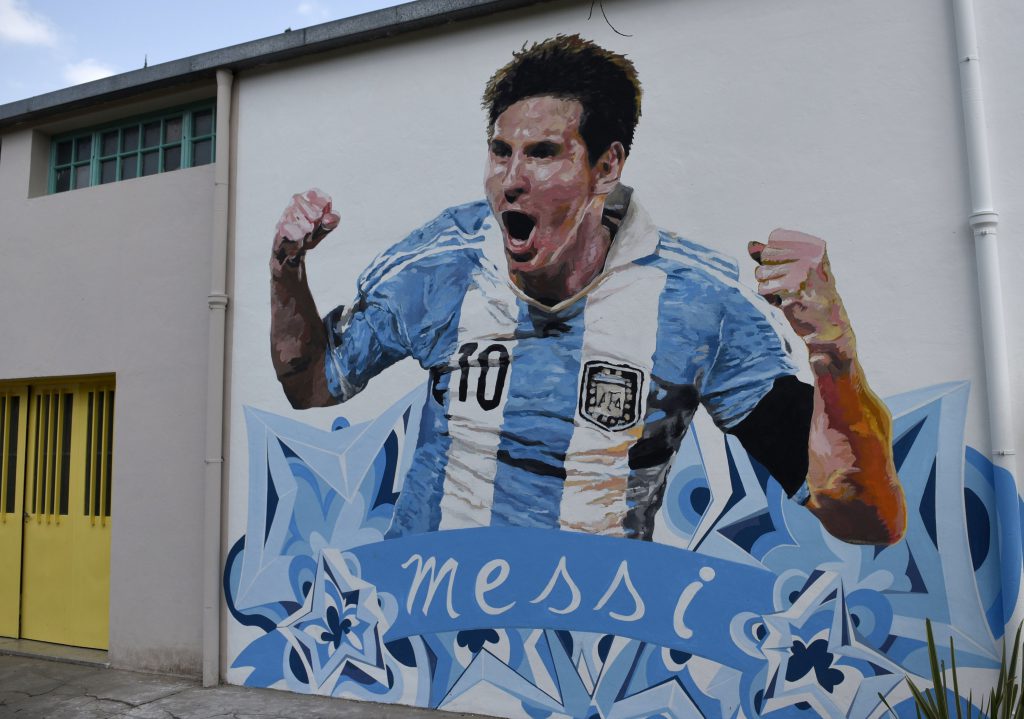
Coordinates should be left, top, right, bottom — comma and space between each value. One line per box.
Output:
969, 210, 999, 232
208, 293, 229, 310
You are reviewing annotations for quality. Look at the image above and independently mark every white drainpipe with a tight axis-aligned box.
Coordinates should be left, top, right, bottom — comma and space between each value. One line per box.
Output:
203, 68, 233, 687
951, 0, 1022, 636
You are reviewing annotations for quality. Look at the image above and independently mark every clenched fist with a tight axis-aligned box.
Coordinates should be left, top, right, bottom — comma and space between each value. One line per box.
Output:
748, 229, 856, 371
272, 188, 340, 268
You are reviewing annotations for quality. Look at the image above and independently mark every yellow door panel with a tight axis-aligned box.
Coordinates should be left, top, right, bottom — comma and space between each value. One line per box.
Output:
0, 389, 28, 638
20, 380, 113, 650
21, 388, 77, 645
73, 386, 113, 649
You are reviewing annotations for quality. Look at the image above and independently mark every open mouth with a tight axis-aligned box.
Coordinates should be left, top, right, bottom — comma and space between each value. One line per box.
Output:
502, 211, 536, 247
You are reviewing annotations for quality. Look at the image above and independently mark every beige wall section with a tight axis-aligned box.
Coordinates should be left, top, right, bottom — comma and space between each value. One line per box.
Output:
0, 127, 213, 675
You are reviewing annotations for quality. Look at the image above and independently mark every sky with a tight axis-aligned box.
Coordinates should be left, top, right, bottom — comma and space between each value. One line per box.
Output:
0, 0, 406, 106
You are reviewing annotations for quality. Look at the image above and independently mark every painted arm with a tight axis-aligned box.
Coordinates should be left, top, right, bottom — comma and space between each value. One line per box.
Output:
748, 230, 906, 545
270, 188, 341, 409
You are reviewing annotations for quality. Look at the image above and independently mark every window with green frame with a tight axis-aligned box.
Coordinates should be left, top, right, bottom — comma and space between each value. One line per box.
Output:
50, 102, 215, 193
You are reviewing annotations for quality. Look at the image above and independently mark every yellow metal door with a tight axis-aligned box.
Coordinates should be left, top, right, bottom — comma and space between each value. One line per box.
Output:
0, 388, 28, 638
20, 380, 113, 650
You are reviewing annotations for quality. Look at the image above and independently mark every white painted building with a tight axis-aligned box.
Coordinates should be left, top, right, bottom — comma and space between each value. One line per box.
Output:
0, 1, 1020, 716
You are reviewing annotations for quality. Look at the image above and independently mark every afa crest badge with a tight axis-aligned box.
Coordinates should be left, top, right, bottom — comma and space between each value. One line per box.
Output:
579, 361, 643, 431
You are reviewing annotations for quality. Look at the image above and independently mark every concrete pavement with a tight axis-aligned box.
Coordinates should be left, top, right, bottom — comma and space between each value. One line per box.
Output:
0, 653, 482, 719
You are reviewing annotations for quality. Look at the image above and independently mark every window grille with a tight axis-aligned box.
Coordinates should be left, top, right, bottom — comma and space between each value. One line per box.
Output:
83, 386, 114, 522
50, 103, 215, 193
0, 391, 22, 519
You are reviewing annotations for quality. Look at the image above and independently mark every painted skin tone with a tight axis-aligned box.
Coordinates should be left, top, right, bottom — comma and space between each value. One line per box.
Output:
269, 95, 906, 545
749, 231, 906, 544
483, 97, 623, 305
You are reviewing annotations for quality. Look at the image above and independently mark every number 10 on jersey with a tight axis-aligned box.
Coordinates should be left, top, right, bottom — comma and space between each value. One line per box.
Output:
431, 342, 510, 411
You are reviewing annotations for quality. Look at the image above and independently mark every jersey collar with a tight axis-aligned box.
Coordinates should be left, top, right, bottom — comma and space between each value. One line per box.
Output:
480, 184, 661, 313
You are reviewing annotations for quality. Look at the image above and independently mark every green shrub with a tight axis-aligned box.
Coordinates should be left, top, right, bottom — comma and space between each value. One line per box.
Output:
880, 619, 1022, 719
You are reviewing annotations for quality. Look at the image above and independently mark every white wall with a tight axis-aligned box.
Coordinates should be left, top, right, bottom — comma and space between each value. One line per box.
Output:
229, 0, 1021, 491
0, 123, 214, 674
224, 0, 1023, 711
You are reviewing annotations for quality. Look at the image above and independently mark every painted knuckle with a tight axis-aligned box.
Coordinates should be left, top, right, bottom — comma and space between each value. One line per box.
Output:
299, 204, 322, 225
306, 187, 329, 201
769, 229, 825, 252
784, 263, 811, 288
282, 220, 311, 241
278, 227, 300, 244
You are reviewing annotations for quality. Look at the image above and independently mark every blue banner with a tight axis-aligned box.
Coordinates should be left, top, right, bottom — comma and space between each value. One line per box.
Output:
351, 527, 775, 670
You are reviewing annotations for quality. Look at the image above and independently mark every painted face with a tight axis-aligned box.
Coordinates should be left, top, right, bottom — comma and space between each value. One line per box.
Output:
484, 96, 604, 286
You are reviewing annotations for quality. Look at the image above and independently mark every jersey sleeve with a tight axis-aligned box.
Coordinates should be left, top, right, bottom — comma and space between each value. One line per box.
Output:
322, 277, 412, 403
700, 284, 799, 430
320, 202, 493, 402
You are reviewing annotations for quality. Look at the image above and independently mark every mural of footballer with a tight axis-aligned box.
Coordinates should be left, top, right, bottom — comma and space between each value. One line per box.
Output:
269, 35, 906, 545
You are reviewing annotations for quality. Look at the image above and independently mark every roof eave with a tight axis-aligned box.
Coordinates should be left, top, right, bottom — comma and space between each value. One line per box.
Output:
0, 0, 548, 131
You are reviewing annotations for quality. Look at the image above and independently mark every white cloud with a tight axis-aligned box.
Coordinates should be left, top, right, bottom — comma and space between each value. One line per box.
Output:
0, 0, 57, 46
63, 58, 117, 86
297, 1, 331, 21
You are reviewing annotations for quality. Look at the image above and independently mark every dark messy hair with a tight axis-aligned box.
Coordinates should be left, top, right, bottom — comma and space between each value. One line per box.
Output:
482, 34, 642, 165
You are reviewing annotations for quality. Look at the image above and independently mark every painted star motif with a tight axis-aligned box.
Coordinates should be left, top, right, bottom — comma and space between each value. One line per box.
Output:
759, 570, 904, 718
279, 549, 390, 692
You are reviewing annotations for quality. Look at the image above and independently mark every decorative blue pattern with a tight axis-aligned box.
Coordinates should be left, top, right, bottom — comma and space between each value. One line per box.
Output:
225, 380, 1021, 718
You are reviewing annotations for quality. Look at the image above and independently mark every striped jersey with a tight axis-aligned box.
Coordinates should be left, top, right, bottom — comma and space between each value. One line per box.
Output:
323, 191, 797, 539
